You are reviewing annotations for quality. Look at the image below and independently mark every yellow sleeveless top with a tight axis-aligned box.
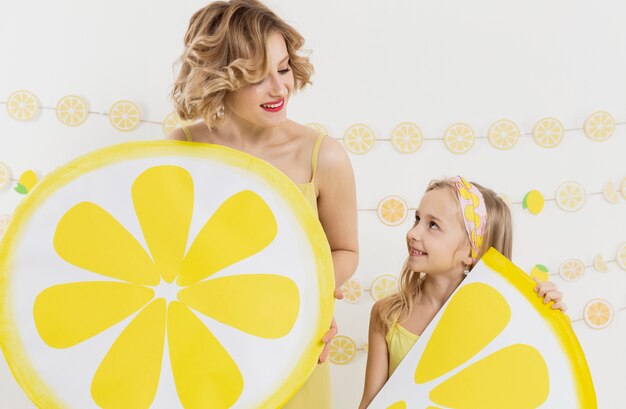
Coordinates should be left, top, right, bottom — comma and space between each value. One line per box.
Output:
385, 322, 419, 377
181, 126, 331, 408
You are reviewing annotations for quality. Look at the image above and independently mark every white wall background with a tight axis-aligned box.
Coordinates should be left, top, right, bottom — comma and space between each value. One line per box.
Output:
1, 0, 625, 408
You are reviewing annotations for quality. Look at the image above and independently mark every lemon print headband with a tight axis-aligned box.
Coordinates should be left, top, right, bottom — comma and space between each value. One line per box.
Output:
449, 176, 487, 261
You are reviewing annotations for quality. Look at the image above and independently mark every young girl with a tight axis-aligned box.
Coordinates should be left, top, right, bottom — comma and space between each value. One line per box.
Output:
358, 176, 566, 408
167, 1, 358, 407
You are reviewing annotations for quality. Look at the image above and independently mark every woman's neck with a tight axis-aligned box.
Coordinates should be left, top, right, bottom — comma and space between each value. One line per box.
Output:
211, 116, 290, 151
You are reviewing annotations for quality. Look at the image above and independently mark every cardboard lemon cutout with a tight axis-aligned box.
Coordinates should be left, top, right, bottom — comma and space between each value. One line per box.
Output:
369, 248, 596, 409
0, 141, 335, 409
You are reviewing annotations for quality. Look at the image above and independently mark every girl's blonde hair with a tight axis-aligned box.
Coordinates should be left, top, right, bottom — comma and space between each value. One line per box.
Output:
377, 178, 513, 330
171, 0, 314, 127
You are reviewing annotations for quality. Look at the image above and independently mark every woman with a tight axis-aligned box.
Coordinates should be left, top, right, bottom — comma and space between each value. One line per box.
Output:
167, 1, 358, 407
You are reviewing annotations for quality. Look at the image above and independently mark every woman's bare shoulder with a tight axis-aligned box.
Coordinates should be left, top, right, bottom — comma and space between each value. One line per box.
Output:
165, 121, 209, 141
166, 128, 186, 141
314, 130, 353, 182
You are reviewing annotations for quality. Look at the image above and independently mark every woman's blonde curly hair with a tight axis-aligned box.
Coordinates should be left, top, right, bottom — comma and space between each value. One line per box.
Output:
171, 0, 314, 128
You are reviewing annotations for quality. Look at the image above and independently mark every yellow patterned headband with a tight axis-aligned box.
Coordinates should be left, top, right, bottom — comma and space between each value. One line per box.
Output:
449, 176, 487, 261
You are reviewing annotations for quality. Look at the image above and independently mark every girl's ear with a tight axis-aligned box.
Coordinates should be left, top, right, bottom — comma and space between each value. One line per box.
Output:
463, 256, 474, 266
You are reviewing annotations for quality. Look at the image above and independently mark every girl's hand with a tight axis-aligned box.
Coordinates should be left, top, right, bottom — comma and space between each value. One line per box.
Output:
318, 317, 338, 363
534, 278, 567, 312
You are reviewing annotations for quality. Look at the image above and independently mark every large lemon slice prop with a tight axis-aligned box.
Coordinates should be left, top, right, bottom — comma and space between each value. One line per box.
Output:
368, 248, 596, 409
0, 141, 334, 409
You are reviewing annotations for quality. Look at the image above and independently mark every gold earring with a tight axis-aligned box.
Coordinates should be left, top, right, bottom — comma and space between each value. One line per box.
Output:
463, 265, 471, 275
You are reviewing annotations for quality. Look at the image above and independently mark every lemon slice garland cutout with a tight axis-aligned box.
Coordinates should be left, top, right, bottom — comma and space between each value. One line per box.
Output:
487, 119, 520, 150
390, 122, 423, 154
0, 141, 334, 409
602, 180, 621, 204
0, 162, 12, 190
558, 258, 585, 282
583, 299, 613, 329
340, 278, 363, 304
305, 122, 330, 136
443, 122, 475, 154
368, 248, 596, 409
377, 196, 408, 226
109, 100, 141, 132
7, 90, 39, 121
532, 117, 564, 148
56, 95, 89, 127
555, 181, 586, 212
343, 124, 376, 154
617, 243, 626, 271
328, 335, 357, 365
370, 274, 399, 301
583, 111, 615, 142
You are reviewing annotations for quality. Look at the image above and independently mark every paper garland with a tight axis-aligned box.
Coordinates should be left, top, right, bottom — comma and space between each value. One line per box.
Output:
1, 90, 622, 153
2, 163, 623, 220
370, 179, 625, 224
340, 275, 400, 304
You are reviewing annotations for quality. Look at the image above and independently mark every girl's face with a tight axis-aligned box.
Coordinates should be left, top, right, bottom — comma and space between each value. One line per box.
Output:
406, 188, 473, 277
224, 31, 294, 128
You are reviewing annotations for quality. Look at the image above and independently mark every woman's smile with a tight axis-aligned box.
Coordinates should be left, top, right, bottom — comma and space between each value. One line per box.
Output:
260, 98, 285, 112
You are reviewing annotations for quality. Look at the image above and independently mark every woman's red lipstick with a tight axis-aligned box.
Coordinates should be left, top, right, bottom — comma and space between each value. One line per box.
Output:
260, 98, 285, 113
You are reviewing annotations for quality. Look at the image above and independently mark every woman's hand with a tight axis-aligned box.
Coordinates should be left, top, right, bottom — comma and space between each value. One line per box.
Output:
534, 278, 567, 312
318, 289, 345, 363
334, 287, 344, 300
319, 318, 338, 363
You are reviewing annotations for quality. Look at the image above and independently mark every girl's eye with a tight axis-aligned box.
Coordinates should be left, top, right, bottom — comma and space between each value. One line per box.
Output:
413, 215, 420, 224
429, 221, 439, 230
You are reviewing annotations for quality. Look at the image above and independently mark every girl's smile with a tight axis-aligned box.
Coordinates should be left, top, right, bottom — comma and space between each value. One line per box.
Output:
408, 245, 427, 257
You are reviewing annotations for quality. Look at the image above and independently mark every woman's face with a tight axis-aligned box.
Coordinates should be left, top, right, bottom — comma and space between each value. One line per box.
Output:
225, 31, 295, 128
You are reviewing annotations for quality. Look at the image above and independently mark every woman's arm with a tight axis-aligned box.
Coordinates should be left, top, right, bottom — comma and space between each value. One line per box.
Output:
315, 137, 359, 288
359, 302, 390, 409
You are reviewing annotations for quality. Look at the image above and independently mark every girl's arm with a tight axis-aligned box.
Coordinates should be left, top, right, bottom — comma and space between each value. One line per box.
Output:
359, 302, 391, 409
315, 137, 359, 288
